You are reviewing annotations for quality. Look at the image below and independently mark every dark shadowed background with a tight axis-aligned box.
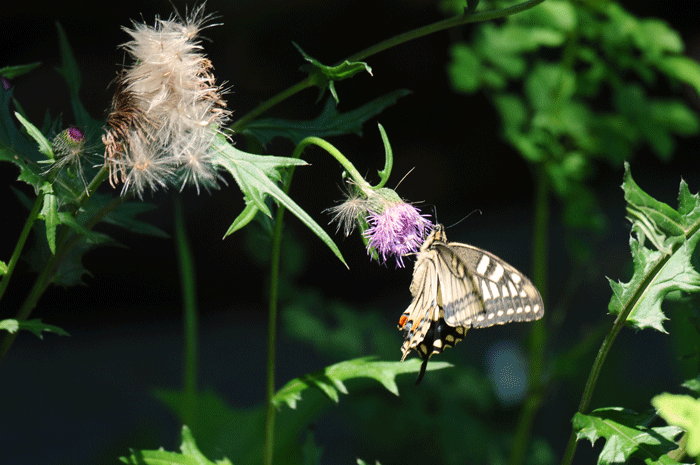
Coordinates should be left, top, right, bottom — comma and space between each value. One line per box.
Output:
1, 1, 700, 464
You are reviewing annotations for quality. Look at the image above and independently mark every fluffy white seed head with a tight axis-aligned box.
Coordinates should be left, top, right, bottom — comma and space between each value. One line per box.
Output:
103, 4, 230, 198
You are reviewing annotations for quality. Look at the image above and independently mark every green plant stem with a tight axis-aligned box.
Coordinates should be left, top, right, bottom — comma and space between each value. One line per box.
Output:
231, 78, 314, 132
560, 310, 632, 465
345, 0, 546, 63
0, 166, 118, 364
229, 0, 546, 133
174, 196, 199, 426
263, 136, 362, 465
263, 171, 293, 465
0, 192, 45, 306
291, 137, 373, 191
559, 241, 689, 464
509, 164, 549, 465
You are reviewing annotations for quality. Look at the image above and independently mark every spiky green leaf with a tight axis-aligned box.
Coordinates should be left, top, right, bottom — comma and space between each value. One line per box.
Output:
39, 183, 59, 254
55, 23, 104, 136
573, 407, 684, 465
242, 90, 410, 146
293, 42, 372, 103
120, 425, 232, 465
211, 134, 346, 267
608, 165, 700, 332
272, 356, 452, 409
14, 111, 52, 159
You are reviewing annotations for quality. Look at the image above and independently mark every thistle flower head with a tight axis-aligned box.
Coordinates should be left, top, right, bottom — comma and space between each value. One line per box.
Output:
103, 4, 230, 198
364, 200, 433, 268
328, 181, 432, 268
53, 127, 86, 156
44, 126, 90, 195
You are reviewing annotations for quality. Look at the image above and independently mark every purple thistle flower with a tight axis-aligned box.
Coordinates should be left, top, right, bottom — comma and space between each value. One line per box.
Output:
1, 77, 11, 91
364, 202, 433, 267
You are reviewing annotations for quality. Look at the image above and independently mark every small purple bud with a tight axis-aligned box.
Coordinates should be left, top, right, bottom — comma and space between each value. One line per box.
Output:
52, 126, 86, 159
364, 202, 433, 268
1, 77, 10, 91
66, 127, 86, 145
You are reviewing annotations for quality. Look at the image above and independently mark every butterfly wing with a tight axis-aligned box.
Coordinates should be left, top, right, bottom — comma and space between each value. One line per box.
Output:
439, 242, 544, 328
398, 225, 544, 383
399, 243, 468, 365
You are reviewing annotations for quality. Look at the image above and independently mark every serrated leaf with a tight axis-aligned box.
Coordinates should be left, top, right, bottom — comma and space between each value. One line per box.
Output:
154, 389, 323, 465
0, 319, 69, 338
120, 425, 232, 465
608, 164, 700, 332
293, 42, 372, 103
242, 90, 410, 145
39, 183, 59, 254
272, 356, 452, 409
573, 407, 683, 465
211, 134, 347, 267
14, 111, 53, 159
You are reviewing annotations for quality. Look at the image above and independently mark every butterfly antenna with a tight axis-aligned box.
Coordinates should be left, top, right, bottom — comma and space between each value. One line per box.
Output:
446, 209, 482, 230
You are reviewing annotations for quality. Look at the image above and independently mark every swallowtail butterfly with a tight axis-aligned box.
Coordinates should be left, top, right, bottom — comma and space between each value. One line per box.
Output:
398, 224, 544, 383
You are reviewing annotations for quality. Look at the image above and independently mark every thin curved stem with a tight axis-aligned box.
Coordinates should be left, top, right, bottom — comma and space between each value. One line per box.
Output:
291, 137, 373, 191
230, 0, 547, 132
346, 0, 546, 63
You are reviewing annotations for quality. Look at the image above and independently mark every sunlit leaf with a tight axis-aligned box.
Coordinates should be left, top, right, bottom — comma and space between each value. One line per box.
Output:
0, 318, 69, 338
272, 356, 452, 409
212, 134, 346, 267
120, 425, 232, 465
608, 165, 700, 332
653, 393, 700, 457
573, 407, 684, 465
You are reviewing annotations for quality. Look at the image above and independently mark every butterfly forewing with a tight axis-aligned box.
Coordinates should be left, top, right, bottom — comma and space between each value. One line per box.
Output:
440, 243, 544, 328
398, 224, 544, 381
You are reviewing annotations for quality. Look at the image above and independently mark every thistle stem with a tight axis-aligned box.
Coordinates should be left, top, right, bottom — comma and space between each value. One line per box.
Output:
230, 0, 546, 132
292, 137, 373, 191
0, 192, 45, 307
0, 168, 122, 364
174, 196, 199, 426
264, 164, 299, 465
